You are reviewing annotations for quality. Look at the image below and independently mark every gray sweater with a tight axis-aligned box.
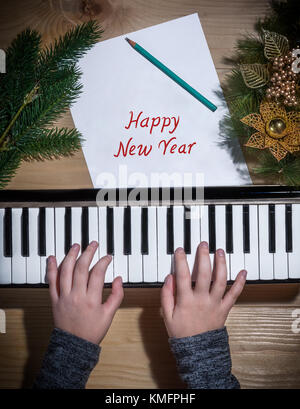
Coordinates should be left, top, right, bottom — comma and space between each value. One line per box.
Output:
33, 326, 240, 389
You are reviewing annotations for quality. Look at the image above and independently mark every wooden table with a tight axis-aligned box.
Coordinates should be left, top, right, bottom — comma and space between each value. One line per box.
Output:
1, 0, 300, 389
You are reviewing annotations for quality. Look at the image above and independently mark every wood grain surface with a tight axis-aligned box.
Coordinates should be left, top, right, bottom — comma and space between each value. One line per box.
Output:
1, 0, 300, 389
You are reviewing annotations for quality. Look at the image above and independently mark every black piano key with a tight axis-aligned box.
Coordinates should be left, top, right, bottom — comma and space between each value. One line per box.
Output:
141, 207, 148, 255
166, 206, 174, 254
64, 207, 72, 255
208, 205, 216, 254
123, 207, 131, 255
226, 204, 233, 253
285, 204, 293, 253
268, 204, 276, 253
81, 207, 89, 252
4, 208, 12, 257
21, 207, 29, 257
184, 206, 191, 254
242, 205, 250, 253
38, 207, 46, 256
106, 207, 114, 255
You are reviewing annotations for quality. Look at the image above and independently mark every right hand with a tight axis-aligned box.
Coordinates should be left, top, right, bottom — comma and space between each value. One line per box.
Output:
161, 241, 247, 339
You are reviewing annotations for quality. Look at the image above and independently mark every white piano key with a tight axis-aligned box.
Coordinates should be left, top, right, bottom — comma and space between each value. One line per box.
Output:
187, 206, 200, 275
40, 208, 55, 283
0, 209, 11, 284
173, 206, 184, 273
98, 207, 113, 283
230, 205, 245, 280
11, 208, 26, 284
199, 205, 214, 266
215, 205, 230, 280
89, 207, 99, 269
289, 204, 300, 279
274, 204, 288, 279
244, 205, 259, 280
128, 207, 143, 282
258, 205, 274, 280
143, 207, 158, 282
113, 207, 128, 282
55, 207, 65, 266
157, 206, 172, 282
26, 208, 41, 284
71, 207, 82, 252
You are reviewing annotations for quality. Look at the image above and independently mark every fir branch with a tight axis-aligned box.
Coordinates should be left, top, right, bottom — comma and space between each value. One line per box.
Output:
37, 20, 103, 77
18, 127, 83, 161
224, 34, 265, 66
0, 29, 41, 124
0, 149, 21, 188
12, 65, 82, 141
253, 153, 300, 185
0, 84, 39, 150
0, 21, 103, 188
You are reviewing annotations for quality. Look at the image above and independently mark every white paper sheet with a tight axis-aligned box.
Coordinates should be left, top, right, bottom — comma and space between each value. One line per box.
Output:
70, 13, 251, 188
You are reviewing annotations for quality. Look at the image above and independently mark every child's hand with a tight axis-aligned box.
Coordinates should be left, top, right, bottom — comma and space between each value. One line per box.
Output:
161, 242, 247, 339
46, 241, 124, 345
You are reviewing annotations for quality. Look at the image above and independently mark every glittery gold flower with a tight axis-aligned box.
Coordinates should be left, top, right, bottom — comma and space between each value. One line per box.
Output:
241, 101, 300, 161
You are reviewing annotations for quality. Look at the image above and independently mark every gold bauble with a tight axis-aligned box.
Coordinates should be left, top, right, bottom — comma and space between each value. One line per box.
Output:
266, 118, 287, 139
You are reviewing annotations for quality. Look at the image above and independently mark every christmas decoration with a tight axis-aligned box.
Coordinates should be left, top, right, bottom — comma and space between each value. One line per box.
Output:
242, 101, 300, 161
0, 21, 103, 188
219, 0, 300, 185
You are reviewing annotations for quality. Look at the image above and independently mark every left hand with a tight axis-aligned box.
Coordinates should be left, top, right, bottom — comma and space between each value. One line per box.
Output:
46, 241, 124, 345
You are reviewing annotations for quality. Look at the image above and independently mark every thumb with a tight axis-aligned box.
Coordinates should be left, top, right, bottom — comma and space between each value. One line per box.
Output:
160, 274, 175, 322
103, 276, 124, 317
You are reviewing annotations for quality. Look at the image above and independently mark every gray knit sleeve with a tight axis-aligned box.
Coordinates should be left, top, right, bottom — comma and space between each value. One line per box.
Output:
169, 326, 240, 389
33, 328, 100, 389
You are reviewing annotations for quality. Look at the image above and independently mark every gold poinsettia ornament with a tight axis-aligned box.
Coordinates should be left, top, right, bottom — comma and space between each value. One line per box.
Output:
241, 101, 300, 161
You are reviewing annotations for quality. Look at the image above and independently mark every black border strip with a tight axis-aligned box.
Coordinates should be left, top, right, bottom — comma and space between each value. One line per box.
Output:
1, 279, 300, 288
1, 185, 300, 203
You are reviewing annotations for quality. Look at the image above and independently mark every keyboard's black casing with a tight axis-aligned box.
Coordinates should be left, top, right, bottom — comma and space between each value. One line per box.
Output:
1, 186, 300, 288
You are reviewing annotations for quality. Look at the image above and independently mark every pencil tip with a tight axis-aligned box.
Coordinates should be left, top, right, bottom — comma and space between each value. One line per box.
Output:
125, 37, 136, 47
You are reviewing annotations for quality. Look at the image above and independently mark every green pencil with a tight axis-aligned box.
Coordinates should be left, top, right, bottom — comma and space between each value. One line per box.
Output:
125, 37, 217, 112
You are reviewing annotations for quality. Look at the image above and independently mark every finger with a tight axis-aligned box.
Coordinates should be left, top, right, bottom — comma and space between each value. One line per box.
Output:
59, 243, 80, 295
103, 276, 124, 317
72, 241, 98, 293
174, 247, 192, 301
88, 254, 112, 300
47, 256, 59, 302
194, 241, 212, 294
210, 249, 228, 299
222, 270, 247, 311
161, 274, 175, 322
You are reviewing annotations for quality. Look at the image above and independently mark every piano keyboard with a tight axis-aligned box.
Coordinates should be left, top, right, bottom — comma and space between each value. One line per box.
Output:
1, 187, 300, 287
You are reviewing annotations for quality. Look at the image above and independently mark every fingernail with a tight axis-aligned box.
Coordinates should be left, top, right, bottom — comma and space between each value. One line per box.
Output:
47, 256, 54, 264
90, 241, 98, 248
200, 241, 208, 248
241, 270, 247, 278
217, 249, 224, 257
176, 247, 185, 254
72, 243, 80, 250
165, 274, 171, 284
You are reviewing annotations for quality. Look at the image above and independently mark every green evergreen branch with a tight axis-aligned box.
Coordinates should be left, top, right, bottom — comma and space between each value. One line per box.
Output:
0, 149, 21, 188
0, 20, 102, 188
0, 84, 39, 151
19, 127, 83, 161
